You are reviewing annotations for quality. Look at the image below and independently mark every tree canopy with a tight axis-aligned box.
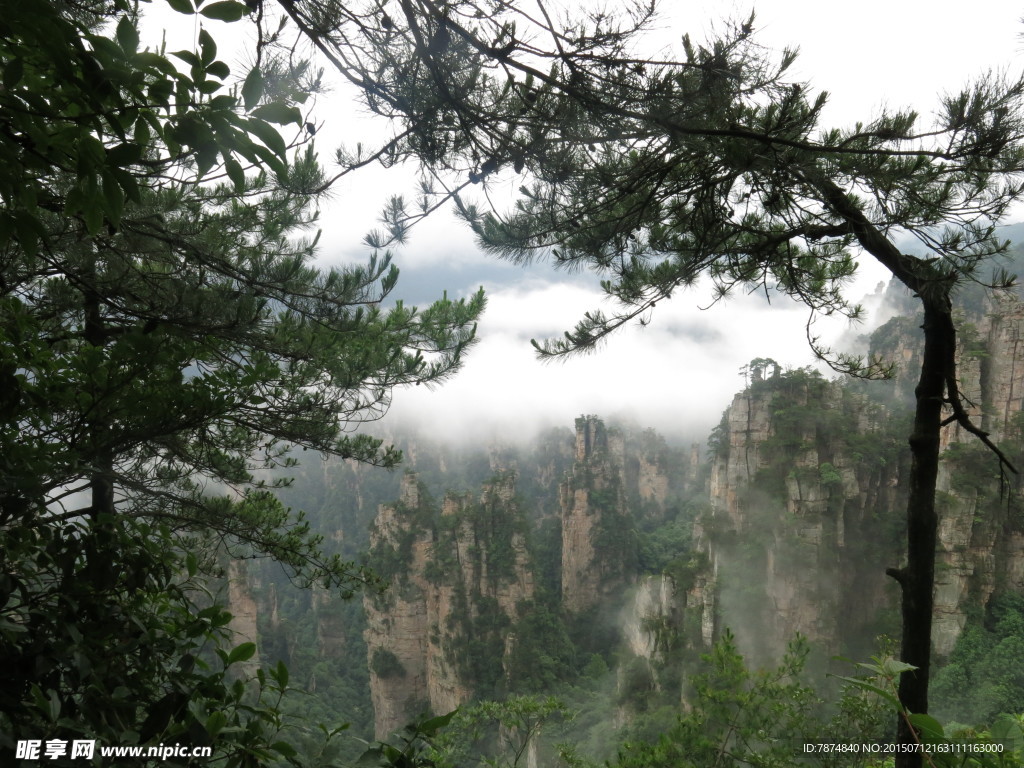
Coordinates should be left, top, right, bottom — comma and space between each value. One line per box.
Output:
1, 0, 482, 758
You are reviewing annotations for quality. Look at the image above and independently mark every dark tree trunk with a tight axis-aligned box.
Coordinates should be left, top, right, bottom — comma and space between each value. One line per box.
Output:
891, 297, 950, 768
808, 177, 960, 767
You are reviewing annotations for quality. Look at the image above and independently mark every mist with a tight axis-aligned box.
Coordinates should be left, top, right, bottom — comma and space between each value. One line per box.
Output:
348, 231, 896, 448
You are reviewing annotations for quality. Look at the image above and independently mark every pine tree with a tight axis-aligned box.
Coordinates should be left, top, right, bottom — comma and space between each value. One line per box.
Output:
0, 0, 483, 757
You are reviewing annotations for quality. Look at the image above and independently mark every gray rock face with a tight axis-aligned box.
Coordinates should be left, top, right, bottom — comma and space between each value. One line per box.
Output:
363, 473, 533, 738
699, 292, 1024, 664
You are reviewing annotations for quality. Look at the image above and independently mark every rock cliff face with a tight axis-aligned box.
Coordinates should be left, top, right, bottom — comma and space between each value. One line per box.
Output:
621, 576, 675, 661
361, 417, 707, 733
559, 417, 698, 615
927, 294, 1024, 654
223, 291, 1024, 746
225, 559, 261, 669
703, 371, 904, 663
699, 292, 1024, 663
560, 417, 631, 614
619, 571, 712, 671
860, 293, 1024, 655
313, 585, 346, 658
363, 473, 535, 738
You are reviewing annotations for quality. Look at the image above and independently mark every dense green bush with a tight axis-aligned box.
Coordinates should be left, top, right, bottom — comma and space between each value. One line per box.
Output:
371, 648, 408, 679
932, 593, 1024, 725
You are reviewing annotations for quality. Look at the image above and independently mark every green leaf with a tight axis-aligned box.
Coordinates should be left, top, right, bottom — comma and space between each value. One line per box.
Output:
101, 173, 124, 225
0, 616, 29, 634
249, 144, 287, 177
206, 61, 230, 80
112, 169, 142, 204
196, 144, 219, 178
829, 675, 900, 708
878, 657, 918, 676
64, 187, 87, 216
4, 58, 25, 89
198, 29, 217, 65
206, 710, 227, 736
172, 116, 212, 148
990, 714, 1024, 755
48, 689, 61, 722
83, 200, 105, 237
251, 102, 302, 126
271, 741, 297, 759
908, 713, 945, 743
135, 51, 178, 76
274, 659, 289, 688
226, 642, 256, 665
13, 211, 45, 255
107, 142, 143, 166
148, 78, 174, 107
242, 67, 264, 111
224, 155, 245, 191
165, 0, 194, 13
78, 135, 107, 173
355, 747, 384, 767
116, 16, 140, 54
171, 50, 202, 69
419, 709, 457, 735
133, 117, 152, 147
199, 1, 249, 21
245, 118, 287, 158
185, 552, 198, 578
209, 94, 237, 110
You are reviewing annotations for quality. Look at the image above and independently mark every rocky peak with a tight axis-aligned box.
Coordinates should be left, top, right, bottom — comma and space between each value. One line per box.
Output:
225, 559, 261, 677
561, 417, 634, 614
398, 472, 420, 508
574, 415, 625, 464
363, 472, 535, 737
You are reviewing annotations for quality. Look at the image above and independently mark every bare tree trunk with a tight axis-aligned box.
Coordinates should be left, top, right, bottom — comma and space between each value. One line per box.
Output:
890, 297, 949, 768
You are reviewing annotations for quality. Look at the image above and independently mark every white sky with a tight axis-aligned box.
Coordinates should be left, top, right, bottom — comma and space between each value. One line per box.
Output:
149, 1, 1024, 445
